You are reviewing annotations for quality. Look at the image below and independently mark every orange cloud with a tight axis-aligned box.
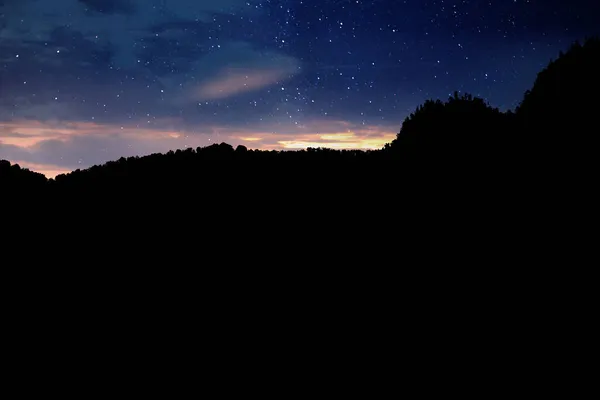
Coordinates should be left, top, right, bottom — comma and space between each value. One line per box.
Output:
231, 120, 397, 150
237, 132, 395, 150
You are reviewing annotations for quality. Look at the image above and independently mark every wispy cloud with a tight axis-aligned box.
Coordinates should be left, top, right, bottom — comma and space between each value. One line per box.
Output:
0, 0, 260, 68
194, 66, 295, 100
166, 41, 301, 103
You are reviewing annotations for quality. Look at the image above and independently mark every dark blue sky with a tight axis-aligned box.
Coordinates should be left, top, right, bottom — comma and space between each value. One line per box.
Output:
1, 0, 599, 176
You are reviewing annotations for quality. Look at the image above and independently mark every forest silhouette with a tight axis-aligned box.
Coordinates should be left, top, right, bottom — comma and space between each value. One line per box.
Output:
3, 28, 597, 382
2, 38, 599, 230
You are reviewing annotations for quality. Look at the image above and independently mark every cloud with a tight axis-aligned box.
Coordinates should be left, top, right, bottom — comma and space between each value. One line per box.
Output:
0, 118, 397, 177
191, 48, 300, 100
156, 41, 301, 102
229, 119, 397, 150
0, 120, 189, 170
0, 101, 74, 122
194, 67, 293, 100
0, 1, 297, 122
0, 0, 260, 68
77, 0, 136, 15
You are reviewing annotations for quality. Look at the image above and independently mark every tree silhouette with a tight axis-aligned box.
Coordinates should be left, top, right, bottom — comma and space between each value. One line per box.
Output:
2, 37, 597, 210
515, 37, 600, 177
386, 92, 513, 180
0, 160, 47, 189
516, 38, 600, 129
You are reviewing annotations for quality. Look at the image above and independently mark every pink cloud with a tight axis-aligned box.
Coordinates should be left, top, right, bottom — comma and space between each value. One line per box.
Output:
193, 66, 295, 100
1, 119, 398, 178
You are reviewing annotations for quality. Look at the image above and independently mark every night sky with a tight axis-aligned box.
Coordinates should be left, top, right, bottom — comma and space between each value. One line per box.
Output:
1, 0, 599, 177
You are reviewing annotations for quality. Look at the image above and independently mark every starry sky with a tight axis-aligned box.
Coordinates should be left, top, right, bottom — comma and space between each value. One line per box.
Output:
1, 0, 599, 177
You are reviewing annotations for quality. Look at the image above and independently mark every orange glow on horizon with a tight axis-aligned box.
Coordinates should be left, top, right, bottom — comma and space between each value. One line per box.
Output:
10, 161, 71, 179
1, 119, 397, 177
235, 130, 395, 150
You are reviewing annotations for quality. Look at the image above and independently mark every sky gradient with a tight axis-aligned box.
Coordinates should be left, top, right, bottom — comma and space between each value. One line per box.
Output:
1, 0, 599, 177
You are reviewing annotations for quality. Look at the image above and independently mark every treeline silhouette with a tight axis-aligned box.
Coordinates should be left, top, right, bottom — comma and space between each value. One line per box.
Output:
2, 38, 598, 244
6, 38, 597, 185
1, 37, 597, 318
0, 160, 47, 189
385, 91, 515, 177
